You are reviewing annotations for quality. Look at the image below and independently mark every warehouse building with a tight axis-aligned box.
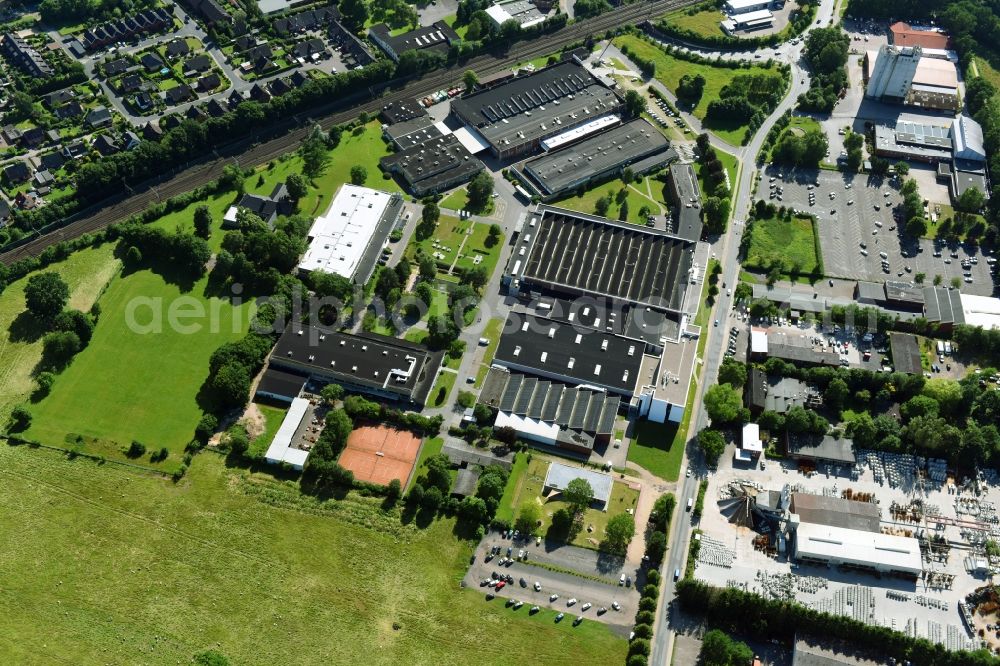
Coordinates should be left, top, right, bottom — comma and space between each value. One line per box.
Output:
747, 368, 822, 414
451, 61, 622, 160
264, 397, 311, 470
297, 184, 403, 284
492, 310, 645, 398
724, 0, 773, 13
268, 324, 443, 405
667, 163, 704, 241
721, 9, 774, 34
786, 433, 856, 465
865, 45, 960, 111
923, 285, 966, 331
520, 118, 674, 198
793, 522, 922, 578
478, 367, 620, 455
368, 21, 459, 62
382, 115, 444, 150
485, 0, 546, 29
889, 21, 950, 50
503, 206, 696, 312
790, 493, 880, 533
380, 133, 485, 196
888, 332, 922, 375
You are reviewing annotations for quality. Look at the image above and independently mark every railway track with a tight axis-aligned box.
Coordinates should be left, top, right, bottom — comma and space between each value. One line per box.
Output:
0, 0, 698, 265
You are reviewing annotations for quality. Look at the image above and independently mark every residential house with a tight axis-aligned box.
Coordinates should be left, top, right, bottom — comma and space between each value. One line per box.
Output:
92, 134, 120, 156
249, 83, 272, 103
44, 89, 75, 108
227, 90, 245, 108
292, 38, 327, 60
1, 33, 53, 78
185, 105, 206, 121
142, 121, 163, 141
134, 91, 155, 111
197, 72, 221, 92
123, 130, 141, 150
119, 73, 143, 93
140, 52, 165, 71
166, 39, 190, 59
205, 98, 228, 117
33, 169, 54, 189
182, 0, 232, 27
86, 106, 113, 128
55, 100, 84, 120
269, 78, 292, 96
223, 182, 294, 228
160, 114, 182, 131
37, 151, 64, 171
2, 125, 22, 145
289, 70, 309, 87
45, 129, 60, 144
274, 5, 339, 35
61, 140, 87, 159
186, 53, 212, 73
103, 58, 130, 76
166, 84, 194, 105
15, 191, 38, 210
3, 161, 31, 184
19, 127, 44, 148
0, 198, 11, 223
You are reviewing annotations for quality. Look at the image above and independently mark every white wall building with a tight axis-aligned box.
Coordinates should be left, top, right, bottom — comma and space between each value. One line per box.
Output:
264, 397, 311, 470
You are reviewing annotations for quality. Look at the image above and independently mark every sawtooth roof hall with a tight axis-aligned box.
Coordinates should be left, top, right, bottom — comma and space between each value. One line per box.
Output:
452, 60, 621, 160
504, 206, 696, 313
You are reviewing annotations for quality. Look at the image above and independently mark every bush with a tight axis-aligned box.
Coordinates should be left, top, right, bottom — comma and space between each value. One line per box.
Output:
126, 440, 147, 458
195, 413, 218, 444
641, 584, 659, 602
8, 404, 32, 432
628, 638, 650, 657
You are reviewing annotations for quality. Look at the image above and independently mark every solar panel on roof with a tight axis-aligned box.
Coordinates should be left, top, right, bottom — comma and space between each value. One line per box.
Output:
598, 399, 619, 434
514, 377, 536, 413
569, 393, 589, 430
528, 382, 548, 418
584, 394, 602, 432
542, 388, 562, 421
500, 374, 522, 411
557, 389, 576, 424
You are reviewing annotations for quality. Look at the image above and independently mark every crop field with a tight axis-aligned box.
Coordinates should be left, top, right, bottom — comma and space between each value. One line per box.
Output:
23, 267, 254, 465
0, 245, 119, 425
614, 35, 784, 145
0, 445, 626, 665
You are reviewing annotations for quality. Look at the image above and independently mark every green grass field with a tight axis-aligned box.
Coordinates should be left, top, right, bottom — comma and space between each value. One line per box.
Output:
745, 215, 821, 275
404, 216, 503, 280
552, 176, 670, 225
504, 457, 639, 550
0, 444, 626, 665
627, 419, 685, 482
439, 187, 494, 215
247, 403, 288, 459
614, 35, 784, 145
0, 245, 119, 425
429, 370, 457, 407
973, 56, 1000, 90
695, 147, 739, 206
23, 268, 254, 465
664, 8, 725, 37
407, 436, 443, 491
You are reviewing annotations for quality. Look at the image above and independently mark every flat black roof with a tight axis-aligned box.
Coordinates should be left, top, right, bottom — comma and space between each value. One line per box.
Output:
380, 99, 427, 124
255, 367, 306, 401
670, 164, 703, 241
493, 311, 644, 395
888, 332, 922, 374
768, 341, 842, 367
787, 433, 856, 464
523, 119, 671, 195
511, 206, 694, 311
370, 21, 458, 56
380, 133, 484, 193
385, 116, 442, 149
270, 324, 440, 404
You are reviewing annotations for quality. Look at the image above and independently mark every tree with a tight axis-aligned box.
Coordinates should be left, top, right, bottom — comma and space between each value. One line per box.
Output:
195, 414, 218, 443
423, 453, 453, 494
894, 161, 910, 176
650, 493, 676, 532
624, 89, 646, 118
338, 0, 369, 31
515, 502, 541, 536
563, 478, 594, 514
698, 428, 726, 466
420, 201, 440, 233
208, 362, 251, 412
914, 272, 925, 284
602, 513, 635, 554
717, 359, 747, 388
594, 195, 611, 216
286, 173, 308, 200
8, 404, 31, 432
699, 629, 753, 666
194, 205, 212, 239
645, 529, 668, 563
463, 69, 478, 92
349, 164, 367, 186
957, 186, 986, 213
677, 73, 706, 105
34, 371, 55, 398
824, 377, 849, 413
42, 330, 81, 369
386, 478, 402, 503
704, 383, 743, 424
466, 171, 495, 210
702, 196, 730, 234
299, 125, 330, 180
24, 272, 69, 324
458, 496, 489, 524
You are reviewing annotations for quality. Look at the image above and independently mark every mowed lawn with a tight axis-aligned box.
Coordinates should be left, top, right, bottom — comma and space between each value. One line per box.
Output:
404, 216, 504, 280
505, 456, 639, 550
694, 147, 739, 205
552, 176, 670, 224
0, 445, 626, 665
664, 8, 725, 37
259, 120, 402, 219
614, 35, 784, 144
0, 245, 119, 425
24, 268, 254, 462
627, 418, 685, 482
745, 215, 821, 274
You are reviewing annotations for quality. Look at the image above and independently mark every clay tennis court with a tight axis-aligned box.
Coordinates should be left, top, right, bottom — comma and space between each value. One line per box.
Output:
338, 425, 422, 486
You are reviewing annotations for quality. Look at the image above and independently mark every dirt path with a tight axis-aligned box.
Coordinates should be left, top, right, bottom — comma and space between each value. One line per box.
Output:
624, 465, 674, 565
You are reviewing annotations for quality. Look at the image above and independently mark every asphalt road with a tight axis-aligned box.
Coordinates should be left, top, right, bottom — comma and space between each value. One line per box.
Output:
649, 0, 838, 661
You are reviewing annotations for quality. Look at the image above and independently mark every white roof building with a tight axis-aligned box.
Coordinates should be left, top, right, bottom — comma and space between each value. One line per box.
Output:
725, 0, 771, 14
297, 184, 398, 282
794, 522, 922, 576
750, 327, 768, 355
742, 422, 762, 453
543, 461, 614, 507
960, 294, 1000, 330
866, 45, 922, 101
952, 114, 987, 163
264, 397, 311, 470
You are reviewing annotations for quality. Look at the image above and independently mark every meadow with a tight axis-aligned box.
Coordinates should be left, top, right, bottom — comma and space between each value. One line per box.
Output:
0, 445, 626, 665
745, 214, 822, 275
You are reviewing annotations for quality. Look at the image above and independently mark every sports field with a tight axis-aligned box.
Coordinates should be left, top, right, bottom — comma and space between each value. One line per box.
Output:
339, 425, 421, 486
23, 267, 254, 464
0, 445, 626, 665
0, 245, 119, 425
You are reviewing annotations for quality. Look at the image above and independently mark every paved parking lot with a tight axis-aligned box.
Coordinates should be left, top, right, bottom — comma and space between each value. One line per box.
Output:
760, 167, 997, 294
463, 531, 641, 634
